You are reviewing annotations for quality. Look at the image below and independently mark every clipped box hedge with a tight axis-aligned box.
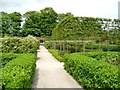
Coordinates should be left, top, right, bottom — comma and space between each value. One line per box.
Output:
64, 53, 119, 89
2, 53, 36, 89
79, 52, 119, 66
2, 53, 16, 68
48, 49, 64, 62
85, 44, 120, 52
45, 41, 120, 53
2, 36, 39, 53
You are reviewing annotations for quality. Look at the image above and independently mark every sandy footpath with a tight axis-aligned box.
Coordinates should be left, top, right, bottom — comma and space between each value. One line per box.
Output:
32, 45, 83, 88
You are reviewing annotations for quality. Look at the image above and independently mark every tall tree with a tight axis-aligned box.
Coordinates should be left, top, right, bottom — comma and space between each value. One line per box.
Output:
22, 7, 58, 37
39, 7, 58, 36
0, 11, 10, 37
22, 11, 41, 36
9, 12, 22, 36
23, 11, 40, 28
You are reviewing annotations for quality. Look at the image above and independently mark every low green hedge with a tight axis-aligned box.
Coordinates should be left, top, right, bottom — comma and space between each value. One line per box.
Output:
85, 44, 120, 51
2, 53, 16, 68
44, 41, 51, 49
2, 53, 36, 89
45, 41, 120, 53
48, 49, 64, 62
79, 52, 119, 66
2, 36, 39, 53
64, 53, 119, 89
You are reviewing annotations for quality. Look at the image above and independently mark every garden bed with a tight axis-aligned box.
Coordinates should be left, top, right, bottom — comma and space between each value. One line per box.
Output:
2, 53, 36, 89
1, 36, 39, 89
64, 53, 119, 89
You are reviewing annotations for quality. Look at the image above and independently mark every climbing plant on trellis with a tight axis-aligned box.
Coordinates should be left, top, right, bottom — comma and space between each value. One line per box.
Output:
47, 16, 120, 52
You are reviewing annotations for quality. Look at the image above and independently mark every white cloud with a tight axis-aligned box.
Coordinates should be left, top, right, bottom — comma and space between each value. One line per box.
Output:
0, 0, 119, 19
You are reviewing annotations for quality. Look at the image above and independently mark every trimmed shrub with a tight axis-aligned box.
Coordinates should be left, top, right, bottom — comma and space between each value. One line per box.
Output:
2, 53, 16, 68
85, 44, 120, 52
64, 53, 119, 89
79, 52, 119, 66
44, 41, 52, 49
2, 36, 39, 53
2, 53, 36, 89
48, 49, 64, 62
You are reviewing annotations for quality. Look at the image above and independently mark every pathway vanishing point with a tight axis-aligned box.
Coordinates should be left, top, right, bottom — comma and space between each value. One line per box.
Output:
32, 45, 83, 88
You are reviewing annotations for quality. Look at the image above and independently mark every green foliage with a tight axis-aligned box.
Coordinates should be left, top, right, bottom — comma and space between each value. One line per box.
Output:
1, 7, 119, 39
39, 7, 58, 36
2, 53, 36, 89
22, 11, 41, 37
2, 36, 39, 53
1, 7, 58, 37
44, 41, 85, 53
20, 28, 41, 37
64, 53, 119, 89
44, 41, 52, 49
85, 43, 120, 51
51, 15, 120, 47
22, 7, 58, 37
9, 12, 22, 36
0, 12, 10, 37
57, 12, 73, 23
23, 11, 40, 29
48, 49, 64, 62
109, 29, 120, 44
45, 40, 120, 53
52, 16, 103, 40
1, 53, 16, 68
0, 11, 22, 37
79, 52, 119, 66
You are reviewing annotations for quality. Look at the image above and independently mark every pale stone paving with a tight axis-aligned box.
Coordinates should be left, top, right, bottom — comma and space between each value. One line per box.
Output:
32, 45, 83, 88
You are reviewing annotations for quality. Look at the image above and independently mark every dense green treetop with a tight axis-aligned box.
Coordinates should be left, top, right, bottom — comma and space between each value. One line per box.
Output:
52, 16, 102, 40
0, 7, 120, 42
21, 7, 58, 37
0, 11, 22, 36
57, 12, 73, 23
9, 12, 22, 36
23, 11, 40, 28
39, 7, 58, 36
0, 11, 10, 36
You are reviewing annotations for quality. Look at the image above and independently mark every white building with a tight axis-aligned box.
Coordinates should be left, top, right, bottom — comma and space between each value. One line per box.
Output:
118, 1, 120, 19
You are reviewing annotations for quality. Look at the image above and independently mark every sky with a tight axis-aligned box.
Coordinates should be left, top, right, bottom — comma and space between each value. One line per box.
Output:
0, 0, 120, 19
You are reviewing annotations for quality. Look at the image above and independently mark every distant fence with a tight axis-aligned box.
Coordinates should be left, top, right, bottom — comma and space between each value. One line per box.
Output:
45, 40, 94, 52
45, 40, 92, 43
36, 37, 45, 42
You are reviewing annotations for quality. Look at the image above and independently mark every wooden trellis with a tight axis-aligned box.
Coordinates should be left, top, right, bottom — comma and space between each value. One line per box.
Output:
46, 40, 92, 52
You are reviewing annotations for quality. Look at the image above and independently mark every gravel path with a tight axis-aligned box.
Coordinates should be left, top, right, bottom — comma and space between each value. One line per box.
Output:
32, 45, 82, 88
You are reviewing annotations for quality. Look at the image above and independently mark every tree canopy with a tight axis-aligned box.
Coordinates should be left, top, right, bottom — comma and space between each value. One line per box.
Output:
0, 7, 120, 44
0, 11, 22, 36
52, 16, 104, 40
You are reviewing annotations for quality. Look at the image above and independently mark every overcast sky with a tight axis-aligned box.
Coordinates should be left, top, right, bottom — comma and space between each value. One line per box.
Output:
0, 0, 119, 19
